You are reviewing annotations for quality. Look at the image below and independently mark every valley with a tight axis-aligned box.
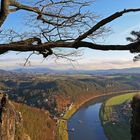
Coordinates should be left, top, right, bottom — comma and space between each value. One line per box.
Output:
0, 69, 140, 139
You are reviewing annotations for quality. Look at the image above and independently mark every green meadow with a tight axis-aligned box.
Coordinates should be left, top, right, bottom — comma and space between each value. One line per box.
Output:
100, 92, 138, 140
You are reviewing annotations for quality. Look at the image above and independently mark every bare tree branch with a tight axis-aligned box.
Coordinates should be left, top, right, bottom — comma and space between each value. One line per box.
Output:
9, 0, 81, 26
75, 8, 140, 43
0, 0, 140, 59
0, 39, 140, 55
0, 0, 9, 27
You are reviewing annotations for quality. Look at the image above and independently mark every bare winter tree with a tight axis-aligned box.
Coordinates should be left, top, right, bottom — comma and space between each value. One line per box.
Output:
0, 0, 140, 59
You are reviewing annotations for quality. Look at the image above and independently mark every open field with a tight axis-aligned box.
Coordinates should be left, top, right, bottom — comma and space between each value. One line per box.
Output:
100, 92, 138, 140
105, 93, 135, 106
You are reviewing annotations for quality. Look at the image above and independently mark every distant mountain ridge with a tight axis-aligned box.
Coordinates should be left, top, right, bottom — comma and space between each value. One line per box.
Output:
8, 67, 140, 75
0, 69, 13, 75
12, 67, 55, 74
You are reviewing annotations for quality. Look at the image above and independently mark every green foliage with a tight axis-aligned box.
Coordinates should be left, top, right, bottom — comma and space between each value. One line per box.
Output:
100, 93, 136, 140
127, 31, 140, 60
103, 122, 131, 140
127, 31, 140, 43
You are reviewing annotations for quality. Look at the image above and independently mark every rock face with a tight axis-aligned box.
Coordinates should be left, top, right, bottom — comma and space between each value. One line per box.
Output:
0, 99, 30, 140
131, 94, 140, 140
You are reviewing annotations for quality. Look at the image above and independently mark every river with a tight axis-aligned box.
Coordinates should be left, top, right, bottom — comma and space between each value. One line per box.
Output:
68, 103, 108, 140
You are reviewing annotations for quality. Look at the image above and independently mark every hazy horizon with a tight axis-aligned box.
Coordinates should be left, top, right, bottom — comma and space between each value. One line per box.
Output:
1, 0, 140, 70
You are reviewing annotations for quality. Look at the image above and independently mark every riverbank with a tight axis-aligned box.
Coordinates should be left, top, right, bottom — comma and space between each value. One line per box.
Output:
57, 93, 106, 140
57, 90, 140, 140
100, 92, 137, 140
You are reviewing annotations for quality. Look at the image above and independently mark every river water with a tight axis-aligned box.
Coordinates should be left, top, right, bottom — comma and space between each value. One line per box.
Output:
68, 103, 108, 140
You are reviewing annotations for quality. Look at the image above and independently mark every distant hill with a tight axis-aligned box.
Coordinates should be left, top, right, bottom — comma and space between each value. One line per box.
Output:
1, 73, 140, 116
10, 67, 140, 75
91, 67, 140, 75
12, 67, 56, 74
0, 69, 12, 75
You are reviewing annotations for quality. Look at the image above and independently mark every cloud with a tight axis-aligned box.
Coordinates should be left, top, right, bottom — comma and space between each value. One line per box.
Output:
79, 58, 140, 69
1, 55, 140, 70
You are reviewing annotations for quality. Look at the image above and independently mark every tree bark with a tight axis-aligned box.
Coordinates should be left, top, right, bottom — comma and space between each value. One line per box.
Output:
0, 0, 9, 27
